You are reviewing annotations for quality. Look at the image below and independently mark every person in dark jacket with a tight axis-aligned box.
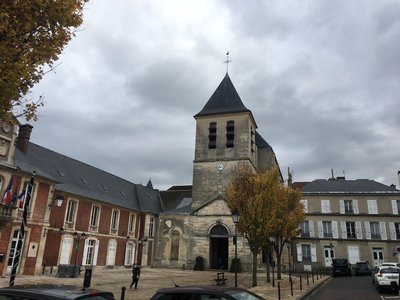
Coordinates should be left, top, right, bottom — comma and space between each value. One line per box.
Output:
130, 264, 141, 289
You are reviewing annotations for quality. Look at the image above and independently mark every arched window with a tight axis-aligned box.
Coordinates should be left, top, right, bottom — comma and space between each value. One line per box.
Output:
170, 230, 180, 260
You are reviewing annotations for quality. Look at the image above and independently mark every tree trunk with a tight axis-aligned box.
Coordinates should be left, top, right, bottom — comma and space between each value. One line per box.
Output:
265, 248, 271, 283
276, 250, 282, 280
252, 250, 258, 287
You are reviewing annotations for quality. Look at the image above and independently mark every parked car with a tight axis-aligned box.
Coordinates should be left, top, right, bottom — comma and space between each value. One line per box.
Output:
150, 286, 266, 300
0, 284, 115, 300
373, 266, 400, 292
331, 258, 352, 277
355, 261, 372, 276
381, 262, 400, 268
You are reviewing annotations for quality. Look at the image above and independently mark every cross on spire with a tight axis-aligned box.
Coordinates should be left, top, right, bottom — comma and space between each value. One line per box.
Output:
223, 51, 232, 73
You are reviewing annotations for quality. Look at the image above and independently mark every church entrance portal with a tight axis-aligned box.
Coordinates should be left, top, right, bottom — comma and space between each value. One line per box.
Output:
209, 225, 229, 270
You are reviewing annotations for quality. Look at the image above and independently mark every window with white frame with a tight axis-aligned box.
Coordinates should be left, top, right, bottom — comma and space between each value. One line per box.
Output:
110, 210, 119, 234
90, 205, 100, 230
148, 216, 154, 237
321, 200, 331, 213
396, 200, 400, 214
66, 200, 77, 224
85, 240, 96, 265
346, 222, 356, 238
128, 213, 136, 236
323, 221, 332, 238
302, 244, 312, 262
395, 223, 400, 239
344, 200, 354, 214
370, 222, 381, 239
300, 221, 310, 237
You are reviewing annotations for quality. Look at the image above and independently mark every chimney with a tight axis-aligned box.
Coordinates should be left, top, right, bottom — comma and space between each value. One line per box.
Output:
398, 170, 400, 187
16, 124, 33, 154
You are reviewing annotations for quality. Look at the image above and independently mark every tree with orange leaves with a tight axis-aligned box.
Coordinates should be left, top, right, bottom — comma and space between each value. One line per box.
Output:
226, 165, 304, 286
0, 0, 88, 121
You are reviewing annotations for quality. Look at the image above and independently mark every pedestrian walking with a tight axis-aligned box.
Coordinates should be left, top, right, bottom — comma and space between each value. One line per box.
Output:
130, 264, 141, 289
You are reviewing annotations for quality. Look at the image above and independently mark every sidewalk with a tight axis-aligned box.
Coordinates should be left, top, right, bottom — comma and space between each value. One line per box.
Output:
0, 267, 330, 300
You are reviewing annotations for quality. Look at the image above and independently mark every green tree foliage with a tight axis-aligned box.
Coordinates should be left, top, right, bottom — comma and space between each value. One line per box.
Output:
0, 0, 88, 121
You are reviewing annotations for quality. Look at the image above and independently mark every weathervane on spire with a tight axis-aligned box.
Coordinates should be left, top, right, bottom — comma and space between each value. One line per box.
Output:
223, 51, 232, 73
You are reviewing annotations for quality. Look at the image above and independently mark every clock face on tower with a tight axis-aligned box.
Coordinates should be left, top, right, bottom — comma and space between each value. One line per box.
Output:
216, 163, 224, 171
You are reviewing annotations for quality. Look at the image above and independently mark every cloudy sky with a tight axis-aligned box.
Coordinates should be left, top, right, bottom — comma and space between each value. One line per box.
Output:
27, 0, 400, 190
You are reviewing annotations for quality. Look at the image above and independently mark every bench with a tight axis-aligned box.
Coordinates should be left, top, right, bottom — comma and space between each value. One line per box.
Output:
214, 272, 227, 286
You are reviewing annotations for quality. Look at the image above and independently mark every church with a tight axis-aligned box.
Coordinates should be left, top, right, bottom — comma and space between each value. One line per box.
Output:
154, 71, 280, 270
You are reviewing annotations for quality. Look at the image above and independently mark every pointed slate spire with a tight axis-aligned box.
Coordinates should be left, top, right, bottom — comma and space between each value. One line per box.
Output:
195, 73, 250, 117
146, 179, 153, 189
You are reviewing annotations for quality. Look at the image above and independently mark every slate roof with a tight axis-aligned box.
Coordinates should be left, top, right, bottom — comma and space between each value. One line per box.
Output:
255, 132, 271, 149
194, 73, 251, 117
159, 185, 192, 212
14, 142, 163, 213
300, 178, 400, 195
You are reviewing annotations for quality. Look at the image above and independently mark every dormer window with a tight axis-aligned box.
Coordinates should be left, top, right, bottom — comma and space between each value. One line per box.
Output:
226, 121, 234, 148
208, 122, 217, 149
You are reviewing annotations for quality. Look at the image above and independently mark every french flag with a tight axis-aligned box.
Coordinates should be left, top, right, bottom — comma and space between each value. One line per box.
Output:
2, 177, 14, 205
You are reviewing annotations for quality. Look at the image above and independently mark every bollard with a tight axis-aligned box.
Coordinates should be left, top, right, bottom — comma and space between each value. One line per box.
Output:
278, 282, 281, 300
42, 265, 45, 274
316, 270, 319, 280
307, 273, 309, 286
312, 271, 314, 283
300, 274, 303, 291
50, 266, 53, 274
290, 277, 293, 296
120, 286, 126, 300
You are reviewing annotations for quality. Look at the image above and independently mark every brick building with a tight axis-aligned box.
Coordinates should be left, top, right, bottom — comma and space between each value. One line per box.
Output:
0, 120, 162, 276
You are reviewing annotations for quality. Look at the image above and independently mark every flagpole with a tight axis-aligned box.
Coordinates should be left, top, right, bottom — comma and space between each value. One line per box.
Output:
9, 171, 36, 287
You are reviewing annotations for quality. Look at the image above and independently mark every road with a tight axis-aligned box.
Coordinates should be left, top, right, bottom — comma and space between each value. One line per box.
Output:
303, 275, 400, 300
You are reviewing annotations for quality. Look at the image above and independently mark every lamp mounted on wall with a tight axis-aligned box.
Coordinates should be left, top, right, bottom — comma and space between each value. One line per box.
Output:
49, 195, 64, 208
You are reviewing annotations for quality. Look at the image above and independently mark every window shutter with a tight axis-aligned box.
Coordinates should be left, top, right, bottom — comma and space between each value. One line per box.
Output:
309, 220, 315, 238
392, 200, 398, 215
389, 222, 396, 240
368, 200, 378, 214
353, 200, 359, 214
59, 236, 73, 265
317, 221, 323, 238
380, 222, 387, 240
297, 244, 302, 262
301, 200, 308, 213
311, 245, 317, 262
356, 222, 362, 239
82, 239, 90, 265
364, 222, 371, 239
339, 200, 344, 214
341, 221, 347, 239
332, 221, 338, 239
321, 200, 330, 213
93, 240, 100, 266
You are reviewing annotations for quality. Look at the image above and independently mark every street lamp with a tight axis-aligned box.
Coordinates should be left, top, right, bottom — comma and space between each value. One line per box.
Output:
231, 209, 240, 287
269, 236, 276, 287
72, 231, 87, 277
329, 242, 334, 259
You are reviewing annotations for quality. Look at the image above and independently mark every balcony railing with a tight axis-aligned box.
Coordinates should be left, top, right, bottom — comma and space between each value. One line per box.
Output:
0, 204, 18, 229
